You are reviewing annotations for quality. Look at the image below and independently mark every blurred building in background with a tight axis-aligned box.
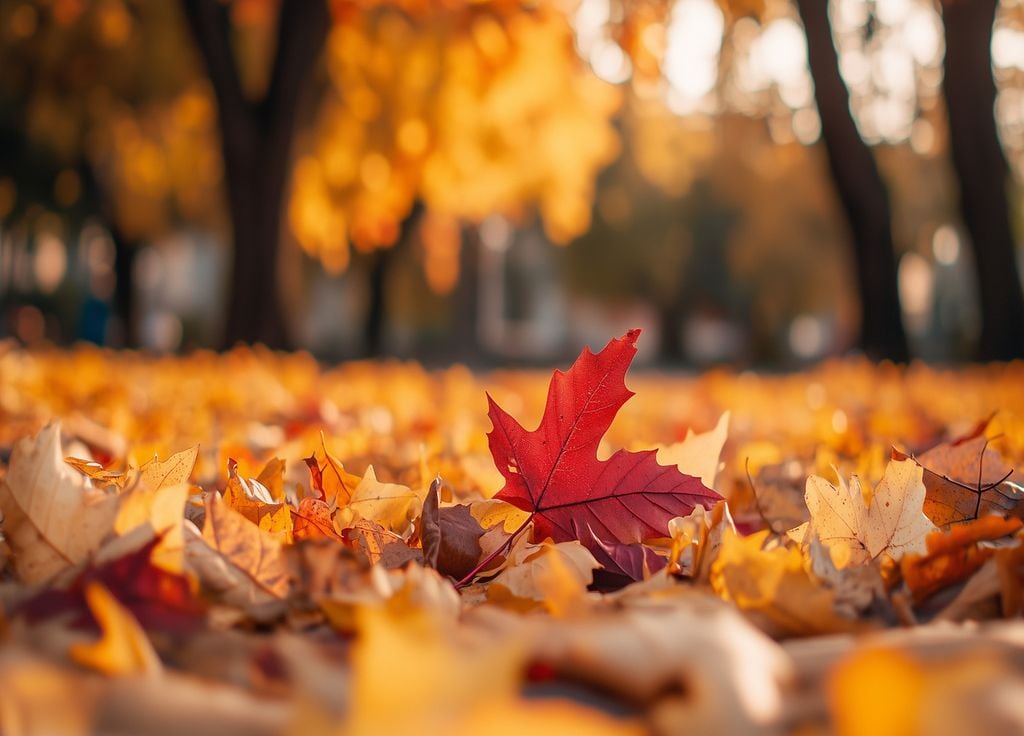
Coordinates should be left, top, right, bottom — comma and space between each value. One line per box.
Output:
1, 0, 1023, 366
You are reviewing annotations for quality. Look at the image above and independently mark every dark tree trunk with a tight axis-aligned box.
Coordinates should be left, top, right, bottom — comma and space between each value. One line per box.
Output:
658, 303, 684, 365
364, 248, 390, 357
452, 226, 481, 363
796, 0, 910, 362
361, 204, 423, 356
942, 0, 1024, 360
182, 0, 329, 349
110, 226, 138, 347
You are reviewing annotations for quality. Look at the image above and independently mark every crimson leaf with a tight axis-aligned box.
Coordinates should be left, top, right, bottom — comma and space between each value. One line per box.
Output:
488, 329, 721, 546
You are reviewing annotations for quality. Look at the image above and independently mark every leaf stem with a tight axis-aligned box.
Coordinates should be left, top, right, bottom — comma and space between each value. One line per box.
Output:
453, 513, 534, 590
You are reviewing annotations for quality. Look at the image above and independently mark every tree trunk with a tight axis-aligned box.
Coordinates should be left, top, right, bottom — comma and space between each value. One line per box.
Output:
364, 248, 390, 357
452, 226, 482, 364
110, 226, 138, 348
182, 0, 328, 349
796, 0, 910, 362
942, 0, 1024, 360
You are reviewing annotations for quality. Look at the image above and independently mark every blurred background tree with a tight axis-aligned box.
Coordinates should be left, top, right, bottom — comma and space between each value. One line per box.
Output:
1, 0, 1022, 364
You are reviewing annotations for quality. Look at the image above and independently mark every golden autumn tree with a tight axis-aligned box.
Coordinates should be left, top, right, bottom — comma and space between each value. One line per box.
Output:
185, 0, 620, 349
289, 0, 622, 294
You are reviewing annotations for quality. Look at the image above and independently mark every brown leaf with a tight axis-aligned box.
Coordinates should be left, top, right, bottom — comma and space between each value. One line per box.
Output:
904, 424, 1022, 525
186, 493, 290, 606
420, 479, 442, 569
343, 520, 421, 569
435, 504, 485, 580
293, 497, 343, 542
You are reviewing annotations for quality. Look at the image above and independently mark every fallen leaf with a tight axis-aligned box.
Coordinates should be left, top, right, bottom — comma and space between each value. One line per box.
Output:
711, 529, 855, 637
187, 493, 290, 606
488, 540, 598, 615
293, 496, 343, 542
255, 457, 286, 502
137, 445, 199, 494
668, 500, 736, 582
489, 330, 721, 546
469, 498, 532, 533
805, 458, 935, 566
901, 515, 1023, 604
114, 482, 190, 574
305, 433, 360, 505
68, 581, 162, 677
574, 519, 666, 586
0, 423, 118, 583
900, 426, 1022, 525
343, 519, 421, 568
657, 411, 730, 489
17, 536, 203, 633
420, 479, 442, 568
222, 459, 293, 544
347, 465, 420, 535
64, 457, 130, 490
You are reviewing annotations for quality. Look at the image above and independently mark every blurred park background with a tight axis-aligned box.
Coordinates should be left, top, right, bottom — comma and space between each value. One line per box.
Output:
1, 0, 1023, 367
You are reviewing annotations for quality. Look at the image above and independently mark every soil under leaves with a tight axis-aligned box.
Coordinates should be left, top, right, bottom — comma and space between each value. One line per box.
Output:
2, 336, 1024, 735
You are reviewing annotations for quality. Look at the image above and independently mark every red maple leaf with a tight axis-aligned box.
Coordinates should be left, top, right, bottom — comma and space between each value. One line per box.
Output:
488, 329, 722, 546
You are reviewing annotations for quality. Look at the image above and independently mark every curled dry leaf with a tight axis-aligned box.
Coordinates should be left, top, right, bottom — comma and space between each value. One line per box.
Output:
805, 458, 935, 567
0, 423, 118, 583
488, 541, 598, 615
305, 433, 360, 505
901, 515, 1023, 605
185, 493, 290, 607
668, 500, 736, 582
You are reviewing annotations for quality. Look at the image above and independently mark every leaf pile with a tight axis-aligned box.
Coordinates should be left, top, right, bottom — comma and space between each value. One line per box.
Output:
1, 335, 1024, 734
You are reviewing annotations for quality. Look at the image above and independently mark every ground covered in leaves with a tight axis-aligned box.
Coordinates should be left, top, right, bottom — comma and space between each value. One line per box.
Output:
2, 334, 1024, 735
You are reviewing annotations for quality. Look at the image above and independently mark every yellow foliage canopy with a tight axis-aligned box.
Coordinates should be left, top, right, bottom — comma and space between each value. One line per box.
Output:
289, 1, 621, 285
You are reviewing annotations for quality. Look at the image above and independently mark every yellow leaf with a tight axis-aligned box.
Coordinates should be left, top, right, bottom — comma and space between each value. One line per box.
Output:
114, 482, 189, 574
657, 411, 730, 490
469, 497, 532, 533
137, 445, 198, 493
711, 529, 853, 636
222, 461, 293, 544
68, 582, 162, 677
64, 456, 130, 490
805, 458, 935, 566
348, 465, 420, 535
255, 456, 287, 502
